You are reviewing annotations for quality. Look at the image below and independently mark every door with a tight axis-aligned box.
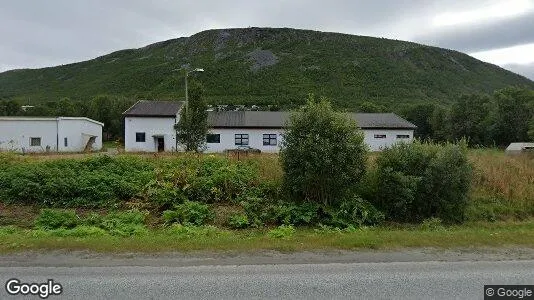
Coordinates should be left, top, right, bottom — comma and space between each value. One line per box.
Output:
157, 137, 165, 152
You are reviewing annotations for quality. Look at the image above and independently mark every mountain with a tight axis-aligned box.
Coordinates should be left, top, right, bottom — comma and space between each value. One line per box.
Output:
1, 27, 533, 110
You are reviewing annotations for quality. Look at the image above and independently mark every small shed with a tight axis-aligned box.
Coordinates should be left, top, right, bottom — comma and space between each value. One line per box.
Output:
0, 117, 104, 153
505, 142, 534, 155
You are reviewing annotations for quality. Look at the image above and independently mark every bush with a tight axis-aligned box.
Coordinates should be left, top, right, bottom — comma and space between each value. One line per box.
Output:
98, 210, 148, 236
280, 96, 367, 206
166, 224, 222, 238
240, 197, 319, 226
420, 217, 445, 231
162, 201, 213, 226
34, 209, 79, 229
227, 214, 250, 229
373, 141, 472, 223
324, 196, 384, 228
268, 224, 296, 239
48, 226, 108, 237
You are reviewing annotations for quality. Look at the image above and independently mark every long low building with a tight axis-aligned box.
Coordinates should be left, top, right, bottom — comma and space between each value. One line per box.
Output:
0, 117, 104, 153
124, 100, 416, 152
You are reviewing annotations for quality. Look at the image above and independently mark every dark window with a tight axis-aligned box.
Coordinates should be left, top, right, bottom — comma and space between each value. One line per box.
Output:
206, 134, 220, 143
64, 137, 68, 147
30, 137, 41, 146
235, 134, 249, 146
136, 132, 146, 142
396, 134, 410, 139
374, 134, 386, 139
263, 134, 277, 146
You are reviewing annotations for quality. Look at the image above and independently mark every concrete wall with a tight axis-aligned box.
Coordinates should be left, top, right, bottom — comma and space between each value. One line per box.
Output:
0, 119, 58, 152
124, 117, 177, 152
0, 118, 103, 153
205, 128, 286, 153
57, 118, 103, 152
123, 116, 414, 153
362, 129, 414, 151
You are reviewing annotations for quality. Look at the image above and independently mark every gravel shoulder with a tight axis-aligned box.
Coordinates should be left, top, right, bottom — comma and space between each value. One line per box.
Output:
2, 247, 534, 267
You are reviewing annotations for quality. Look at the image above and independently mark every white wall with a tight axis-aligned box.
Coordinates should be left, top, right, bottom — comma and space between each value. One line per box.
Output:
124, 117, 177, 152
205, 128, 286, 153
57, 118, 103, 152
0, 118, 103, 153
0, 119, 58, 152
362, 129, 414, 151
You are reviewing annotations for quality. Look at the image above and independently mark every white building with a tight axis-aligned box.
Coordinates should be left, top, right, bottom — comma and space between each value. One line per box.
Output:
123, 100, 416, 152
0, 117, 103, 153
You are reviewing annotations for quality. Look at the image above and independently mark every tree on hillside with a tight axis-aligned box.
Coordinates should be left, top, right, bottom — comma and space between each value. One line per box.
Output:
358, 101, 387, 113
175, 81, 209, 152
280, 95, 367, 206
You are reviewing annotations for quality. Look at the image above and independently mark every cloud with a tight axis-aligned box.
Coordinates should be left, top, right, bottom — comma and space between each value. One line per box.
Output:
502, 63, 534, 80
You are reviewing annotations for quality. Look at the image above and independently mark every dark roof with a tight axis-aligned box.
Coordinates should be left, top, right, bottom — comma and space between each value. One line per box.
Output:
123, 100, 184, 117
208, 111, 416, 129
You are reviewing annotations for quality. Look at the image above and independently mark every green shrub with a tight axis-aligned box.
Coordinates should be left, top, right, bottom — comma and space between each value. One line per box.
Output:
420, 217, 445, 231
0, 225, 19, 236
280, 97, 367, 206
227, 214, 250, 229
48, 226, 108, 237
166, 224, 222, 238
34, 209, 79, 229
98, 210, 148, 236
240, 196, 319, 226
324, 196, 384, 228
268, 224, 296, 239
108, 224, 148, 237
162, 201, 213, 226
373, 141, 472, 223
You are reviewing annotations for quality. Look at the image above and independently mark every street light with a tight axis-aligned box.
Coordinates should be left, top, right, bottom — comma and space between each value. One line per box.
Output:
185, 68, 204, 112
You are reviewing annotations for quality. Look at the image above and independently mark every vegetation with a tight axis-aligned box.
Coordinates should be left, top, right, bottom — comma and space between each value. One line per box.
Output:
401, 87, 534, 146
0, 27, 532, 111
175, 81, 209, 152
280, 96, 367, 205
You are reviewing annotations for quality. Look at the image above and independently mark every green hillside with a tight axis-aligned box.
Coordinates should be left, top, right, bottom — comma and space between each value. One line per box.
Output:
1, 27, 533, 109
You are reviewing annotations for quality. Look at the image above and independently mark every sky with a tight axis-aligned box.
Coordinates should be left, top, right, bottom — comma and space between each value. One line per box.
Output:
0, 0, 533, 80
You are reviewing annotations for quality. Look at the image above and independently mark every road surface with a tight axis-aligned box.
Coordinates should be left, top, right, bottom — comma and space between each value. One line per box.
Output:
1, 256, 533, 299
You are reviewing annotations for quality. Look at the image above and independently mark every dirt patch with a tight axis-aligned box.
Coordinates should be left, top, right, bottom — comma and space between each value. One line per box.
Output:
2, 247, 534, 267
0, 203, 39, 228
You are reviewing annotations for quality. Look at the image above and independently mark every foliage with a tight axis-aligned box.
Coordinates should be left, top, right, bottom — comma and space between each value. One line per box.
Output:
175, 81, 209, 152
34, 209, 79, 230
227, 214, 250, 229
280, 96, 367, 206
166, 224, 223, 238
97, 210, 148, 236
373, 141, 472, 223
267, 224, 296, 239
162, 201, 213, 226
324, 196, 384, 228
0, 155, 153, 207
1, 28, 532, 113
46, 226, 108, 237
420, 217, 445, 231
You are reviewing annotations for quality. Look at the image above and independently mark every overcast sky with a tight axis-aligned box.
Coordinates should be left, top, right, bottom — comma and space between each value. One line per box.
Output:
1, 0, 533, 79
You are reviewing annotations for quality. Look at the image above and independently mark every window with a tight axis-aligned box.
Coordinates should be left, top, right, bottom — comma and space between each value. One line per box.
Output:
263, 134, 277, 146
135, 132, 146, 142
30, 137, 41, 146
235, 134, 249, 146
396, 134, 410, 139
374, 134, 386, 139
64, 137, 68, 147
206, 134, 220, 143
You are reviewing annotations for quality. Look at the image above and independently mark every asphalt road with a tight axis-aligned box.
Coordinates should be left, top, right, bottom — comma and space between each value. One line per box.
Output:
1, 259, 533, 299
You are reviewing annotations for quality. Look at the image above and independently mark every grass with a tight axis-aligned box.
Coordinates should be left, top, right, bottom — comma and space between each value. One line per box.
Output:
1, 221, 534, 253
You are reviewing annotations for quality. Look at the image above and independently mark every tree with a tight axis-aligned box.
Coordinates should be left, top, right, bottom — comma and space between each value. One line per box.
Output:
175, 81, 208, 152
358, 101, 386, 113
402, 103, 436, 140
280, 95, 367, 206
429, 106, 450, 142
491, 87, 534, 145
448, 94, 491, 146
